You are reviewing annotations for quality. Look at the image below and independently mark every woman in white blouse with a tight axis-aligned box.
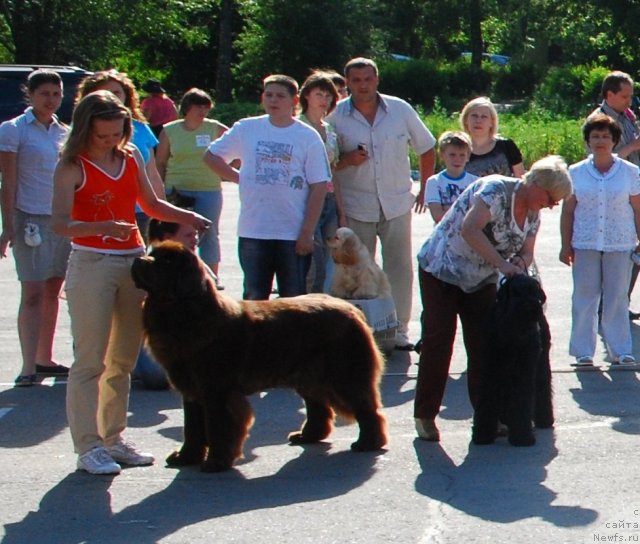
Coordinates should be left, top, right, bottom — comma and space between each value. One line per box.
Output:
560, 113, 640, 368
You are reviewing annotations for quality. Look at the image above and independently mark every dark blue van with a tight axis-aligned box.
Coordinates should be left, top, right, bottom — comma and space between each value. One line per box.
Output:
0, 64, 93, 124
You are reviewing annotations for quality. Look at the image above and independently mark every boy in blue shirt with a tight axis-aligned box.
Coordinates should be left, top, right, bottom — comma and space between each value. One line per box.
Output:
425, 131, 478, 223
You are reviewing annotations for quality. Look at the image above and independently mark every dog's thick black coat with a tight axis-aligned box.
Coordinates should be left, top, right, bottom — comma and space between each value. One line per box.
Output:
131, 242, 387, 472
472, 274, 554, 446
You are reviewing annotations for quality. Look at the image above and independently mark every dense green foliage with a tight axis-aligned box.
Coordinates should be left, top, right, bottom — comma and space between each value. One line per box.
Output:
1, 0, 639, 125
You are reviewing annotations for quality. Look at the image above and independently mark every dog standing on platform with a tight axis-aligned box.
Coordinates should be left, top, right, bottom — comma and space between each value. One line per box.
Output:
328, 227, 392, 300
132, 242, 388, 472
472, 274, 554, 446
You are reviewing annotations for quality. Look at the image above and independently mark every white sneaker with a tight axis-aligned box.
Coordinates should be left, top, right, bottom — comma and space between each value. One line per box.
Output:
77, 446, 121, 475
106, 440, 155, 466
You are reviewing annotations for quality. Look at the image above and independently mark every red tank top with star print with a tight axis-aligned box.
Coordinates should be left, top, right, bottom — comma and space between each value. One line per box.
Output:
71, 150, 145, 252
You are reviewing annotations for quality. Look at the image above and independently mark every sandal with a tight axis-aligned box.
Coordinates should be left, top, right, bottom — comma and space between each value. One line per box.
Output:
571, 356, 594, 368
36, 363, 69, 376
14, 374, 37, 387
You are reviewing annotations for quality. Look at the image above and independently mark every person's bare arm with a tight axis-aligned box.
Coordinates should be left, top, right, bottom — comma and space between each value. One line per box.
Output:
559, 195, 577, 266
297, 182, 327, 255
145, 152, 166, 199
461, 195, 523, 277
204, 151, 239, 184
155, 130, 170, 181
133, 148, 210, 231
414, 147, 435, 213
428, 202, 446, 223
0, 151, 17, 257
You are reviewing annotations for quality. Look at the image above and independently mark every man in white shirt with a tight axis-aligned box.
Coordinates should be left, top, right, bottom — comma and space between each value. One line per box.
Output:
328, 57, 436, 349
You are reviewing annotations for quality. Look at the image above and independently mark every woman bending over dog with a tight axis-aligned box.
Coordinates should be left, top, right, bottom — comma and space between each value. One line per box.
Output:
414, 155, 572, 441
52, 91, 210, 475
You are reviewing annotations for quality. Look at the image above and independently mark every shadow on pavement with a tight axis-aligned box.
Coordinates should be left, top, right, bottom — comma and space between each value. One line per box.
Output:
571, 369, 640, 434
413, 432, 598, 526
0, 382, 67, 448
3, 446, 382, 544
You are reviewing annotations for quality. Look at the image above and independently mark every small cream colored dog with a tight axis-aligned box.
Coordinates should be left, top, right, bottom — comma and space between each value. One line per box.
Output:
328, 227, 392, 299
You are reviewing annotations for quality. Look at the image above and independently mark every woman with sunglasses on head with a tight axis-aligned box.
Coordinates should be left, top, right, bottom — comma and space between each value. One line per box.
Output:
52, 91, 210, 475
0, 69, 71, 386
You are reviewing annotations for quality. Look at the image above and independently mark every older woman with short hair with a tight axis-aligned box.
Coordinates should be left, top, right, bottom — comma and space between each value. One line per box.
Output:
156, 88, 228, 287
560, 113, 640, 368
415, 155, 572, 441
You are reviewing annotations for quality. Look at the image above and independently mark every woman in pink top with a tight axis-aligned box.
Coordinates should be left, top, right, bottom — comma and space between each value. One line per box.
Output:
141, 79, 178, 137
52, 91, 210, 475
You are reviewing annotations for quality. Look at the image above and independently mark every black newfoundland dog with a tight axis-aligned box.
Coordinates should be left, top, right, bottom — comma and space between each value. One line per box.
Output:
131, 242, 388, 472
472, 274, 554, 447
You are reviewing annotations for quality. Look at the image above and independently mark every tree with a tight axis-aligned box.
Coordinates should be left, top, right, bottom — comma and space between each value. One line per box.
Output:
0, 0, 121, 64
215, 0, 235, 102
233, 0, 379, 97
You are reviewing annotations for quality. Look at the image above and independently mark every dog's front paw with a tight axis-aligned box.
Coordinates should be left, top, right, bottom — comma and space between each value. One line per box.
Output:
165, 448, 204, 467
288, 431, 323, 444
350, 437, 386, 452
471, 430, 497, 445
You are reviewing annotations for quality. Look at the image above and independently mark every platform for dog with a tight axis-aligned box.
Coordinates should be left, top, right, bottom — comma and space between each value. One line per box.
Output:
349, 296, 399, 354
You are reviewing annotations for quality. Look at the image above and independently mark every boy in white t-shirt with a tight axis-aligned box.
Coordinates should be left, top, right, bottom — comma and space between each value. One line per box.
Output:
425, 131, 478, 223
204, 74, 330, 300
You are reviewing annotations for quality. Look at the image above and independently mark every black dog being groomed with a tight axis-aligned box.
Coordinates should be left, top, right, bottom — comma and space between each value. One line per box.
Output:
472, 274, 554, 447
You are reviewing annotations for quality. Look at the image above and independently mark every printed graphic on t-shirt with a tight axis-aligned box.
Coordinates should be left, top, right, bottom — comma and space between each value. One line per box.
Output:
256, 141, 293, 185
439, 183, 466, 207
91, 191, 130, 242
92, 191, 116, 220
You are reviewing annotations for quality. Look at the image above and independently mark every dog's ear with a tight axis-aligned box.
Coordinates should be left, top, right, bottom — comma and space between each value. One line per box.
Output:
332, 233, 360, 265
535, 280, 547, 305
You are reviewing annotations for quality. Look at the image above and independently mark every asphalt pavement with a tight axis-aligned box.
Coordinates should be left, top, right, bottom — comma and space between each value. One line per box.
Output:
2, 182, 640, 544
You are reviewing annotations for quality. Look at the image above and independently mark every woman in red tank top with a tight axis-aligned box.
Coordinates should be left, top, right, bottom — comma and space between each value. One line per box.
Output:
52, 91, 210, 475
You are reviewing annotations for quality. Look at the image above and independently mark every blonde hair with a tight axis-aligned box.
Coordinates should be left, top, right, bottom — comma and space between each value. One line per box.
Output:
61, 91, 132, 163
459, 96, 499, 138
523, 155, 572, 202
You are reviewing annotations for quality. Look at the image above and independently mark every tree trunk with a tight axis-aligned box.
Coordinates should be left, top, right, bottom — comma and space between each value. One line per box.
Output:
469, 0, 483, 72
215, 0, 234, 103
